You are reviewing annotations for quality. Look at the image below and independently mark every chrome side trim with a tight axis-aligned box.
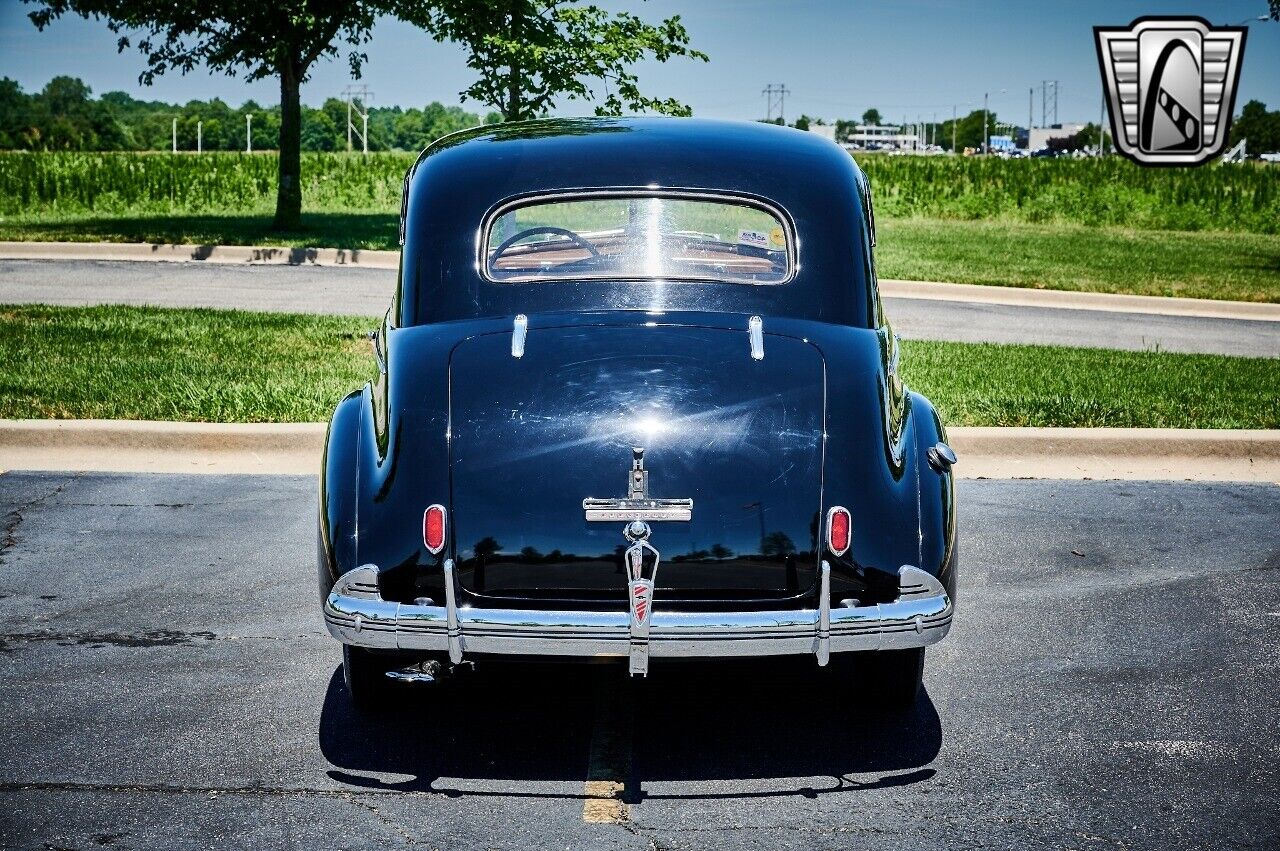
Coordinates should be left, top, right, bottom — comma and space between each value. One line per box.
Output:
511, 314, 528, 358
748, 315, 764, 360
324, 563, 953, 661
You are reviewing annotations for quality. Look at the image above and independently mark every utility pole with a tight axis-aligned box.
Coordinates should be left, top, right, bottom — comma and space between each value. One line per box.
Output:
762, 83, 790, 124
982, 92, 989, 154
1029, 87, 1034, 130
951, 104, 956, 152
171, 117, 177, 153
197, 120, 202, 154
1098, 92, 1106, 156
246, 113, 252, 153
342, 83, 373, 153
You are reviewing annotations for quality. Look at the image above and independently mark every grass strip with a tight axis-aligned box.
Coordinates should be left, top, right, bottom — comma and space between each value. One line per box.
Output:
0, 305, 1275, 428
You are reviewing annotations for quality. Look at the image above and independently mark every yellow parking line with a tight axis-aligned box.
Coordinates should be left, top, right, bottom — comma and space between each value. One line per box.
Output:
582, 668, 634, 824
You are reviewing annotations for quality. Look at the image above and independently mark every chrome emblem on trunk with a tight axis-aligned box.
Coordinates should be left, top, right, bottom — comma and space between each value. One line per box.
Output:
582, 447, 693, 522
622, 518, 661, 677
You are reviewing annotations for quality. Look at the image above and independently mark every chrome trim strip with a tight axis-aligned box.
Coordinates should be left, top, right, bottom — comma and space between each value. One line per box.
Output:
511, 314, 528, 358
324, 563, 952, 660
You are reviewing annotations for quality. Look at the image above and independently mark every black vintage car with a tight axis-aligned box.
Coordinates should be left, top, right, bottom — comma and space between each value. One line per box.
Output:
320, 117, 957, 710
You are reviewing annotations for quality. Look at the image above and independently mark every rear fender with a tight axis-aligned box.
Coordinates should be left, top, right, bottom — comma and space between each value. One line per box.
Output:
910, 391, 958, 597
318, 389, 363, 600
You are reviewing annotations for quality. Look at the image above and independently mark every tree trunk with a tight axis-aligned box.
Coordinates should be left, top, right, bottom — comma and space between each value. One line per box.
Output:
505, 64, 522, 121
504, 0, 523, 121
273, 61, 302, 231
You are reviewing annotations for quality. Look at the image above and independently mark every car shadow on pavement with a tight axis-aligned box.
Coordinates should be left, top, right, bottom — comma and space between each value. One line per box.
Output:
319, 655, 942, 800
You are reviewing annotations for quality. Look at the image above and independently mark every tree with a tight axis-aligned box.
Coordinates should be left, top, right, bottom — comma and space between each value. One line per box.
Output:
760, 531, 795, 559
473, 536, 502, 558
408, 0, 707, 121
26, 0, 397, 229
1230, 100, 1280, 156
861, 107, 882, 126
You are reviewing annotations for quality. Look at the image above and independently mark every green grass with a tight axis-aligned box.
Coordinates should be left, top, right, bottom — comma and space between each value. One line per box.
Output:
877, 219, 1280, 303
5, 151, 1277, 235
0, 305, 374, 422
0, 305, 1275, 427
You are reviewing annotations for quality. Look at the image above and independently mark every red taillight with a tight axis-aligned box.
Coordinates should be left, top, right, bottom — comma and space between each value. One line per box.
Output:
423, 504, 447, 554
826, 506, 851, 556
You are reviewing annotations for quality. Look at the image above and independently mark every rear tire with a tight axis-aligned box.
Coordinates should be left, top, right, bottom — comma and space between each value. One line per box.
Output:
863, 648, 924, 711
342, 645, 396, 712
828, 648, 925, 712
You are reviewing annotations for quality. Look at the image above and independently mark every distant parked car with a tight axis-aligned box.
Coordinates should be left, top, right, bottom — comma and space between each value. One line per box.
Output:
319, 118, 958, 712
1260, 152, 1280, 163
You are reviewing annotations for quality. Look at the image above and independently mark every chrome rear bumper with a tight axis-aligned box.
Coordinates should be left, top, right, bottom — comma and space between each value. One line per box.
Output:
323, 560, 953, 673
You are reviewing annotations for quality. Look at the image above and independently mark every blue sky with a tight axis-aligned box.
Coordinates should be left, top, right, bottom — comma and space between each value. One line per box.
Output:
2, 1, 1277, 126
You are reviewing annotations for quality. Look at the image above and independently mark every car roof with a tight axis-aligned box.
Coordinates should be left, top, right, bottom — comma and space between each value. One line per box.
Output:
398, 117, 874, 328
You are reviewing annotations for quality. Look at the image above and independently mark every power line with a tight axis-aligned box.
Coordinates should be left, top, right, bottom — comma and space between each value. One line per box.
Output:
762, 83, 790, 123
1040, 80, 1059, 126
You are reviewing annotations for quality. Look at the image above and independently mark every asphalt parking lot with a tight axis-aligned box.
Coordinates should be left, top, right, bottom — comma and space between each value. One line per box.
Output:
0, 472, 1277, 850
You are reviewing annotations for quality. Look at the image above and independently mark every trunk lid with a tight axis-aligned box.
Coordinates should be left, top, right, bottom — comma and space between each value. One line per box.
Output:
448, 322, 825, 604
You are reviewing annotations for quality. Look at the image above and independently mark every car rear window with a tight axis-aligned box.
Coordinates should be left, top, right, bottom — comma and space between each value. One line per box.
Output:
484, 194, 793, 284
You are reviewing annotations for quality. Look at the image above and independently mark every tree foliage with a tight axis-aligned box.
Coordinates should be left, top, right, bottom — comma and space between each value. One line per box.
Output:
861, 107, 882, 126
407, 0, 708, 121
24, 0, 397, 228
1230, 100, 1280, 155
0, 78, 495, 152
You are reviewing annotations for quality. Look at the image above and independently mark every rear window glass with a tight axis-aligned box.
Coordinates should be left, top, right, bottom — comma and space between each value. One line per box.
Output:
485, 195, 792, 284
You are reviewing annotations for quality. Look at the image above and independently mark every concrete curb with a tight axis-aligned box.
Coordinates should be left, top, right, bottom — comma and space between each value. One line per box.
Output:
0, 240, 401, 269
879, 279, 1280, 323
0, 420, 1276, 481
2, 241, 1277, 321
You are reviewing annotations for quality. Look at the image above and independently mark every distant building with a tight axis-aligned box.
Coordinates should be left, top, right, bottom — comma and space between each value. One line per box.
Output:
808, 124, 836, 142
845, 124, 919, 150
1028, 123, 1086, 151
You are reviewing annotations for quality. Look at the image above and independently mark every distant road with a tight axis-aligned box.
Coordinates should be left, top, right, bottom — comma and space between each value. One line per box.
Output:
1, 259, 1276, 357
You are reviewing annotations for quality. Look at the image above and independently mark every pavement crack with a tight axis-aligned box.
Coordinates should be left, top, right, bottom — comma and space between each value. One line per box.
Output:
0, 780, 438, 800
0, 630, 321, 652
0, 474, 78, 565
0, 629, 219, 651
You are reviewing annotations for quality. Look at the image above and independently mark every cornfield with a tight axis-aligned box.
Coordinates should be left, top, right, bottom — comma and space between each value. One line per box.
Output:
1, 150, 1277, 234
